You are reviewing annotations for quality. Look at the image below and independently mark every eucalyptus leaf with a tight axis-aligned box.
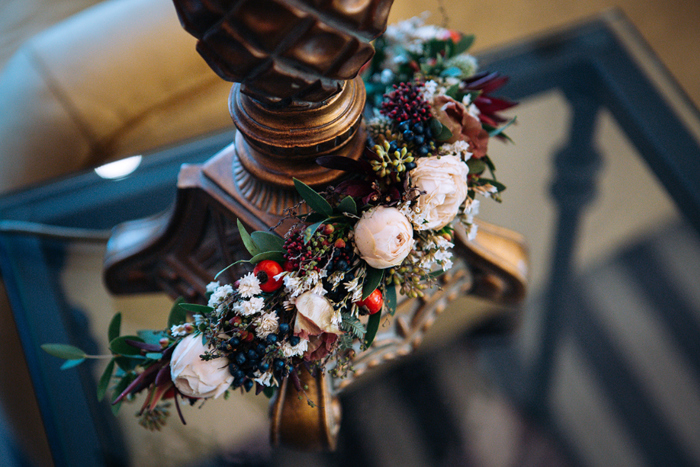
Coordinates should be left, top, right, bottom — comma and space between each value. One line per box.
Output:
364, 312, 381, 349
60, 358, 85, 370
440, 67, 463, 78
263, 386, 276, 399
179, 303, 214, 314
337, 196, 357, 215
108, 313, 121, 342
444, 83, 460, 99
304, 220, 326, 244
97, 359, 115, 402
293, 178, 333, 217
385, 284, 397, 316
145, 352, 164, 360
362, 267, 384, 300
250, 231, 285, 252
167, 297, 186, 328
237, 219, 261, 256
41, 343, 87, 360
250, 250, 286, 264
109, 335, 145, 356
214, 260, 248, 280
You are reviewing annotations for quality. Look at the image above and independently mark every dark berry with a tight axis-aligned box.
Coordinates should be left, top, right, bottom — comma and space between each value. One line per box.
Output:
266, 333, 278, 344
403, 130, 415, 142
278, 323, 290, 335
235, 353, 246, 365
234, 370, 245, 380
398, 121, 410, 132
228, 337, 240, 347
256, 343, 267, 354
414, 135, 425, 145
405, 162, 417, 171
247, 349, 258, 360
274, 359, 285, 370
228, 363, 239, 375
413, 123, 425, 134
259, 361, 270, 372
289, 336, 300, 346
417, 145, 430, 156
336, 260, 349, 271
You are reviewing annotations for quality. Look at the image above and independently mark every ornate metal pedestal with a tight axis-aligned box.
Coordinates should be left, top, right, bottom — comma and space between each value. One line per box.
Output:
103, 0, 528, 450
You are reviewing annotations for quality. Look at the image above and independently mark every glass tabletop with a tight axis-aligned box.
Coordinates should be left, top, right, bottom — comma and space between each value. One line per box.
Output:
2, 10, 700, 467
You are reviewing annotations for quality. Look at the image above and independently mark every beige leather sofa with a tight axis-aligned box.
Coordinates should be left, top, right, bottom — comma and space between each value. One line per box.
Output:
0, 0, 233, 194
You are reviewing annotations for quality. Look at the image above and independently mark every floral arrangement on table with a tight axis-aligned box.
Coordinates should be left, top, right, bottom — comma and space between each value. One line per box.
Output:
42, 15, 516, 431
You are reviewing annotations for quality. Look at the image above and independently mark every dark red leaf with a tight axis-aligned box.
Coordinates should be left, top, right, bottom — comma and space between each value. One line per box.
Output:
316, 155, 373, 174
125, 339, 162, 352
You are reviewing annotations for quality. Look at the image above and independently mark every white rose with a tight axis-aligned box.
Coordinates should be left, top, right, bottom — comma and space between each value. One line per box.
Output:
410, 155, 469, 230
353, 206, 414, 269
170, 334, 233, 399
294, 292, 341, 339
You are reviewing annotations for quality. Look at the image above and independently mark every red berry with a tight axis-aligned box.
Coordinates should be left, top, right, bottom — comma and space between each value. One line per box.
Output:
254, 260, 284, 292
283, 260, 296, 272
358, 289, 383, 314
334, 238, 346, 248
323, 224, 335, 235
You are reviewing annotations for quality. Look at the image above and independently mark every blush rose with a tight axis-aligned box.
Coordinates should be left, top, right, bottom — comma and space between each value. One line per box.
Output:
353, 206, 414, 269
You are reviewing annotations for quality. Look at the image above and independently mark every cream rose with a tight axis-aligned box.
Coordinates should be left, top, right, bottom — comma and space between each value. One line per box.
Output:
170, 334, 233, 399
354, 206, 414, 269
410, 155, 469, 230
293, 292, 341, 339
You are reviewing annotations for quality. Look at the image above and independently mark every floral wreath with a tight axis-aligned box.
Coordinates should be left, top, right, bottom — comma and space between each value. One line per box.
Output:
43, 15, 517, 430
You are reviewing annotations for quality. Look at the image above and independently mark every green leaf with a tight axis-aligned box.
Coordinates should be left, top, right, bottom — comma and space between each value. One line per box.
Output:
436, 122, 454, 142
364, 312, 381, 349
453, 34, 475, 55
385, 284, 397, 316
444, 83, 461, 99
145, 352, 164, 360
60, 358, 85, 370
179, 303, 214, 314
263, 386, 276, 399
337, 196, 357, 215
250, 250, 286, 264
483, 155, 496, 172
114, 356, 141, 372
41, 343, 87, 360
109, 335, 145, 356
110, 373, 135, 414
293, 178, 332, 217
108, 312, 122, 343
237, 219, 261, 256
304, 220, 326, 244
167, 297, 186, 328
362, 267, 384, 300
467, 158, 487, 175
305, 212, 328, 223
251, 231, 285, 252
97, 359, 115, 402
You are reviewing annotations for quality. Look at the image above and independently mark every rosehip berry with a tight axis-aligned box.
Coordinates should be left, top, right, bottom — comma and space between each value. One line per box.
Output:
358, 289, 383, 314
254, 260, 284, 292
324, 224, 335, 235
334, 238, 346, 249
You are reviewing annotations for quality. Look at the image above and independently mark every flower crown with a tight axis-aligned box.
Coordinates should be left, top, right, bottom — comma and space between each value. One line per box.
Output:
43, 15, 516, 430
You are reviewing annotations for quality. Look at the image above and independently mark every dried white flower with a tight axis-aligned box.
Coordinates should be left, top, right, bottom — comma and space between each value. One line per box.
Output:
206, 281, 220, 293
254, 370, 275, 387
281, 338, 309, 358
233, 296, 265, 317
253, 312, 279, 338
207, 284, 233, 308
238, 272, 262, 298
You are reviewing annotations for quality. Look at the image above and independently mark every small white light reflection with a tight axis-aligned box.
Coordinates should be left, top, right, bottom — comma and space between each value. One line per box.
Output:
94, 155, 143, 180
